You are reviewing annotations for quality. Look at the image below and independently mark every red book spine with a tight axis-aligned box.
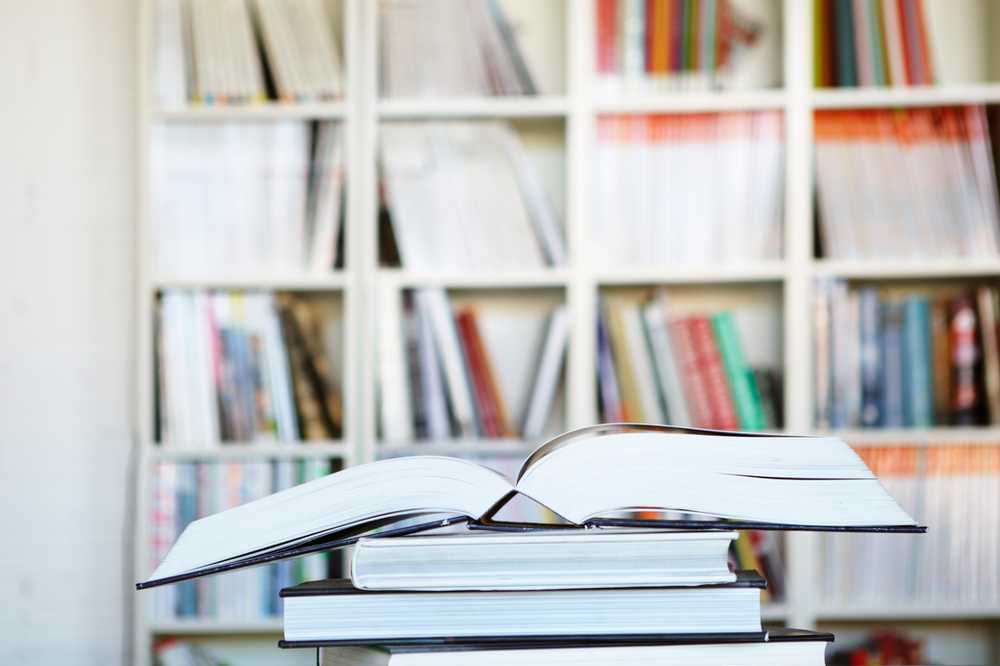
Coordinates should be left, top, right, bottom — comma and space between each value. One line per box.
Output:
596, 0, 619, 74
911, 0, 933, 84
456, 311, 500, 437
465, 310, 515, 437
896, 0, 914, 85
669, 317, 715, 429
689, 315, 740, 430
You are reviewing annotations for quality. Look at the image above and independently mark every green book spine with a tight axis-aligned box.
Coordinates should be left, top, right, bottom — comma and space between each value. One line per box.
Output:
712, 312, 765, 430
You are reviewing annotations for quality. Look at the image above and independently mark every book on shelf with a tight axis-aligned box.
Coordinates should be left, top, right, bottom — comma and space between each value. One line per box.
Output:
814, 0, 933, 88
593, 112, 783, 269
316, 628, 834, 666
150, 121, 344, 278
378, 287, 568, 443
814, 279, 1000, 428
155, 290, 342, 448
814, 106, 1000, 260
822, 443, 1000, 607
349, 529, 739, 591
148, 458, 333, 621
594, 0, 766, 96
379, 0, 536, 98
278, 570, 768, 644
152, 0, 344, 107
599, 290, 781, 431
138, 423, 920, 589
379, 121, 566, 272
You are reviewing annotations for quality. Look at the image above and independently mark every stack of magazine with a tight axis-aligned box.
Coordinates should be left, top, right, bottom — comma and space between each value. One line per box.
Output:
139, 424, 924, 665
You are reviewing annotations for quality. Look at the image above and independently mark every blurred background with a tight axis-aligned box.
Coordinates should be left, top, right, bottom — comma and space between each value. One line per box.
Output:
4, 0, 1000, 664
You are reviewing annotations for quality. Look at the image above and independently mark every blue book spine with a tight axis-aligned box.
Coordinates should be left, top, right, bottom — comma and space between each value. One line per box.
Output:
880, 301, 905, 427
859, 288, 883, 427
902, 296, 933, 427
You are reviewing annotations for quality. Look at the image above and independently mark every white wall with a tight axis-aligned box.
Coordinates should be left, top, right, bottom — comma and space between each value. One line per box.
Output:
0, 0, 135, 663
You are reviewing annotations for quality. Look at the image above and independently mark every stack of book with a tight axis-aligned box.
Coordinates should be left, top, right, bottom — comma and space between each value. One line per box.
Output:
153, 0, 344, 107
593, 112, 784, 268
377, 287, 569, 444
595, 0, 762, 95
156, 290, 342, 447
380, 121, 566, 271
815, 0, 933, 88
814, 106, 1000, 260
815, 279, 1000, 429
139, 424, 923, 665
379, 0, 536, 98
598, 289, 782, 431
151, 121, 344, 278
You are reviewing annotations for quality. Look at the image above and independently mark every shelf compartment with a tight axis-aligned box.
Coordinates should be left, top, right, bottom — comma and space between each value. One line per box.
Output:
594, 90, 787, 114
152, 101, 347, 121
377, 96, 569, 119
597, 264, 787, 286
813, 259, 1000, 280
812, 83, 1000, 109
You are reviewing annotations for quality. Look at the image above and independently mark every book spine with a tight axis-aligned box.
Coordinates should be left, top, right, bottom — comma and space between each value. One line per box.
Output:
901, 295, 933, 427
977, 286, 1000, 425
402, 291, 428, 440
880, 300, 906, 428
859, 286, 883, 427
597, 299, 625, 423
689, 314, 739, 430
712, 311, 765, 430
669, 316, 714, 429
951, 296, 981, 425
455, 310, 502, 438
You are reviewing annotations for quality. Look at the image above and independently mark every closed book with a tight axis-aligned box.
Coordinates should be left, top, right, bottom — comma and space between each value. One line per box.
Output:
930, 298, 952, 425
951, 297, 981, 425
977, 286, 1000, 424
859, 287, 882, 427
279, 570, 766, 644
643, 293, 693, 427
669, 317, 713, 428
349, 529, 738, 591
313, 627, 833, 664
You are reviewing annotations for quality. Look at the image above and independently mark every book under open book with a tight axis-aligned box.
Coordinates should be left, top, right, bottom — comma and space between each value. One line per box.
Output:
138, 423, 922, 590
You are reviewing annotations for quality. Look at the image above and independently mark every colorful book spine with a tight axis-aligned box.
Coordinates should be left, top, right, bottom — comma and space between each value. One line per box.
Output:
712, 311, 765, 430
901, 296, 933, 427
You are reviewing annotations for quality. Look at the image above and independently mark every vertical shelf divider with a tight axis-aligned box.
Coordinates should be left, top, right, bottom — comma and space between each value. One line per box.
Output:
783, 0, 818, 632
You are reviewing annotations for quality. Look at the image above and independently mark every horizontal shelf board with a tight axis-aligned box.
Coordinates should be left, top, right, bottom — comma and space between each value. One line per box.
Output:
151, 101, 346, 120
149, 619, 284, 634
152, 273, 351, 291
812, 83, 1000, 109
816, 605, 1000, 621
821, 427, 1000, 446
594, 89, 786, 114
142, 442, 350, 459
813, 259, 1000, 279
597, 263, 787, 285
378, 96, 569, 119
377, 269, 569, 289
377, 438, 542, 457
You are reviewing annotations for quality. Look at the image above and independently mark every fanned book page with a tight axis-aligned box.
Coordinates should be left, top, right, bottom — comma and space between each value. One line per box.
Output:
139, 424, 920, 590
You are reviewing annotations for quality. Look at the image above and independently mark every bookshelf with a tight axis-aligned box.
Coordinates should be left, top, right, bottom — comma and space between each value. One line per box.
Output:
135, 1, 1000, 664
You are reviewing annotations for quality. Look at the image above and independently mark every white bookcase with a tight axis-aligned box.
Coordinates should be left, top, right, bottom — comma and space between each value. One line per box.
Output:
134, 1, 1000, 665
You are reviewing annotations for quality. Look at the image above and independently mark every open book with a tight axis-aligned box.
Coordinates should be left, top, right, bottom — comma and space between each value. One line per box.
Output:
138, 424, 921, 589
